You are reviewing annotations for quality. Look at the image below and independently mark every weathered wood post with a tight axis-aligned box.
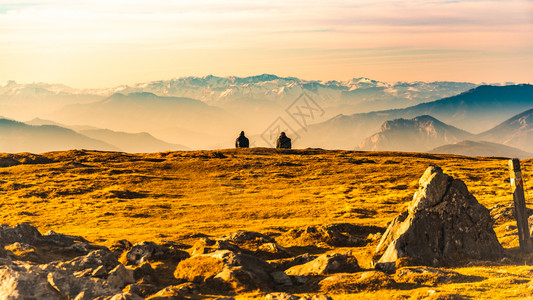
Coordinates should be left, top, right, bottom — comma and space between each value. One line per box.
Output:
508, 158, 533, 253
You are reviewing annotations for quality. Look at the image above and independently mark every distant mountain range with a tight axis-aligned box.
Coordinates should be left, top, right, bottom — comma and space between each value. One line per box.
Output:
300, 84, 533, 149
358, 115, 473, 152
0, 76, 530, 154
356, 109, 533, 158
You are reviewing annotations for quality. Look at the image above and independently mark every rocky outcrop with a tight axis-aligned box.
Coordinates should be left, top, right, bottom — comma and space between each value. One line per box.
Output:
374, 166, 504, 267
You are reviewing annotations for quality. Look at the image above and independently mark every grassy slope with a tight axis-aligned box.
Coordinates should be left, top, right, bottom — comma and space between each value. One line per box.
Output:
1, 148, 532, 298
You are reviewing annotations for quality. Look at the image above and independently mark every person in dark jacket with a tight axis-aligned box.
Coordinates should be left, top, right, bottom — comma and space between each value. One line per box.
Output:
276, 132, 291, 149
235, 131, 249, 148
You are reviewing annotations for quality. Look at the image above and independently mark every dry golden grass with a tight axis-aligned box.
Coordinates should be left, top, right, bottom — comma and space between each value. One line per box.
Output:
2, 148, 533, 298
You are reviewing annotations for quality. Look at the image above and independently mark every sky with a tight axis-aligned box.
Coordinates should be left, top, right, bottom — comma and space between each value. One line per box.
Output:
0, 0, 532, 88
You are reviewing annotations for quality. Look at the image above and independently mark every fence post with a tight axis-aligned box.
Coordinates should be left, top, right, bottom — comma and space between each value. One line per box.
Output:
508, 158, 533, 253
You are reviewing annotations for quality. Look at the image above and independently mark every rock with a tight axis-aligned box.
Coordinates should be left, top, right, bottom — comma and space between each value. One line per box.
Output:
374, 166, 504, 266
0, 223, 42, 246
285, 253, 360, 276
146, 285, 188, 300
265, 292, 299, 300
42, 230, 90, 247
0, 265, 59, 299
299, 295, 333, 300
47, 271, 122, 300
4, 242, 41, 262
107, 293, 143, 300
256, 242, 292, 259
107, 264, 135, 289
189, 237, 217, 256
271, 271, 292, 286
133, 262, 158, 284
319, 271, 396, 293
125, 241, 189, 265
92, 265, 107, 277
269, 253, 317, 272
110, 239, 133, 255
174, 249, 273, 292
58, 249, 120, 272
491, 204, 533, 223
124, 283, 159, 298
211, 266, 270, 293
395, 266, 466, 286
220, 230, 275, 245
280, 223, 382, 247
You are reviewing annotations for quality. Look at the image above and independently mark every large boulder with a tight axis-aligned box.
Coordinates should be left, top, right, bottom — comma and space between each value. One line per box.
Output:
374, 166, 504, 267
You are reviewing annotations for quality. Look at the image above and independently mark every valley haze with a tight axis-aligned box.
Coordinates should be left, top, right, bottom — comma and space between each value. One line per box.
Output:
2, 75, 532, 157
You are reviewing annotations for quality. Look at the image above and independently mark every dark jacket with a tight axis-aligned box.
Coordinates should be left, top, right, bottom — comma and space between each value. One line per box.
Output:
236, 135, 249, 148
276, 135, 291, 149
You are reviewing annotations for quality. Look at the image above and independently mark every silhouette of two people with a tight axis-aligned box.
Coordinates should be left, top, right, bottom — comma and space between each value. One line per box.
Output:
235, 131, 292, 149
235, 131, 249, 148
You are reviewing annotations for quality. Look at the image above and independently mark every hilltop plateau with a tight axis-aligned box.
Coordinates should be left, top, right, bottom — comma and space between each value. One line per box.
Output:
1, 149, 533, 299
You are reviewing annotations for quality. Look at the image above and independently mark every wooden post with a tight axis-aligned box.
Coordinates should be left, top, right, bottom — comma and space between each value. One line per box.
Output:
508, 158, 533, 253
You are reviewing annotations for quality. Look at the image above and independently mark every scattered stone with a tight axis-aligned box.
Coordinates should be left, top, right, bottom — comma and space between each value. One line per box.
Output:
92, 265, 107, 277
0, 223, 42, 246
491, 204, 533, 223
107, 264, 135, 289
146, 285, 188, 300
257, 242, 292, 259
285, 253, 360, 276
125, 241, 189, 265
265, 292, 299, 300
299, 295, 333, 300
220, 230, 275, 245
280, 223, 382, 247
374, 166, 504, 266
271, 271, 292, 286
269, 253, 317, 272
0, 265, 59, 299
42, 230, 90, 247
319, 271, 396, 293
133, 261, 158, 284
124, 283, 160, 298
110, 239, 133, 255
58, 249, 119, 272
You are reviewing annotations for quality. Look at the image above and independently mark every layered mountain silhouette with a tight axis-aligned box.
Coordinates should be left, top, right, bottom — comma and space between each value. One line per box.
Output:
429, 141, 532, 159
79, 129, 189, 153
0, 119, 118, 153
357, 115, 474, 152
24, 118, 188, 153
478, 108, 533, 153
300, 84, 533, 149
46, 92, 236, 148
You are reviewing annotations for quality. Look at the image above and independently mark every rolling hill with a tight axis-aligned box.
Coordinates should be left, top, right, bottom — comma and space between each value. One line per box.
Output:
0, 119, 118, 153
357, 115, 474, 152
299, 84, 533, 149
429, 140, 533, 159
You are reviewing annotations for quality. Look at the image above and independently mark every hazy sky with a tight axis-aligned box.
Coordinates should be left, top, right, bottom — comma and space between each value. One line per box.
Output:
1, 0, 532, 87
